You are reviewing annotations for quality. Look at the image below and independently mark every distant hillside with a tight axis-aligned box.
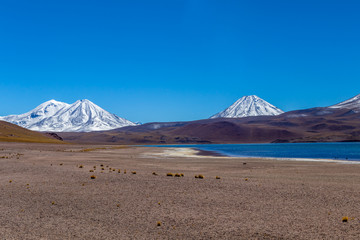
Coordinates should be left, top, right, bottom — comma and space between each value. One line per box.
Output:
0, 121, 64, 143
58, 107, 360, 145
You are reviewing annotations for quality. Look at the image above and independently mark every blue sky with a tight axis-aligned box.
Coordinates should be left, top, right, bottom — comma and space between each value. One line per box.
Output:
1, 0, 359, 123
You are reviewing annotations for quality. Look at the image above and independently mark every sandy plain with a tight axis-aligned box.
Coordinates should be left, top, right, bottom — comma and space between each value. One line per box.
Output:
0, 142, 360, 239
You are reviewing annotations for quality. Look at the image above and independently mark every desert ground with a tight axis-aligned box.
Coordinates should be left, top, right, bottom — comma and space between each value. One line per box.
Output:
0, 142, 360, 239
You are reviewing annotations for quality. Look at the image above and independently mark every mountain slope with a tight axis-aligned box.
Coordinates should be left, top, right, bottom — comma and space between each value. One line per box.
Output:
0, 99, 136, 132
59, 106, 360, 145
0, 120, 64, 143
210, 95, 284, 119
329, 94, 360, 112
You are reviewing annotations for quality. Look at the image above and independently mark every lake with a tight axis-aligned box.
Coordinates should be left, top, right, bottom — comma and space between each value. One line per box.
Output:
146, 142, 360, 161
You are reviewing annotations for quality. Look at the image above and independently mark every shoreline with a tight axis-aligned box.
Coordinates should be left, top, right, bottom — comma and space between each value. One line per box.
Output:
140, 142, 360, 163
151, 146, 360, 164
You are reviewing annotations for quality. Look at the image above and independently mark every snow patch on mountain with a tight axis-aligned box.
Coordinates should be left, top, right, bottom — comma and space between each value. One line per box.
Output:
0, 99, 136, 132
210, 95, 284, 119
329, 94, 360, 112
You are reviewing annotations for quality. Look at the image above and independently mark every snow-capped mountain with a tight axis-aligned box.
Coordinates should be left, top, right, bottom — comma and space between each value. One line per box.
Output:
0, 99, 136, 132
210, 95, 284, 119
328, 94, 360, 112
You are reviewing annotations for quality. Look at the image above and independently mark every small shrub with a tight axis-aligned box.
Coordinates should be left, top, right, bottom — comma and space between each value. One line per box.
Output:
152, 172, 158, 176
100, 164, 104, 167
101, 167, 105, 170
124, 169, 127, 174
89, 170, 94, 172
113, 169, 115, 171
174, 173, 181, 177
167, 173, 174, 177
132, 171, 137, 174
117, 204, 120, 208
9, 180, 12, 183
195, 175, 199, 178
90, 175, 96, 179
180, 173, 184, 177
51, 201, 55, 205
157, 221, 162, 226
198, 174, 204, 179
215, 176, 221, 179
79, 165, 84, 168
93, 166, 96, 169
342, 216, 349, 222
118, 169, 121, 173
60, 163, 63, 166
244, 178, 248, 181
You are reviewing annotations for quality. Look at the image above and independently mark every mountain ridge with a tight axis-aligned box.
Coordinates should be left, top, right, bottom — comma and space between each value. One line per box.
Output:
329, 94, 360, 112
0, 99, 136, 132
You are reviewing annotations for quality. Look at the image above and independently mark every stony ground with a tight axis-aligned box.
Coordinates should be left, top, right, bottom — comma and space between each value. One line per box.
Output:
0, 143, 359, 239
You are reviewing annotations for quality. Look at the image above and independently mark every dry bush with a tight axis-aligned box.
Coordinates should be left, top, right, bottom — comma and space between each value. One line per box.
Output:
90, 175, 96, 179
166, 173, 174, 177
131, 171, 137, 174
216, 176, 221, 179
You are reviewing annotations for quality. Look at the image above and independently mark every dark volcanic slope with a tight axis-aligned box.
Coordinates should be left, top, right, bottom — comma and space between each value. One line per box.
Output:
58, 107, 360, 144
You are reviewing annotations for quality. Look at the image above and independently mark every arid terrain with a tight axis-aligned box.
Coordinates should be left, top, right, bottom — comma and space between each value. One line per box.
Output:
1, 142, 360, 239
0, 121, 64, 144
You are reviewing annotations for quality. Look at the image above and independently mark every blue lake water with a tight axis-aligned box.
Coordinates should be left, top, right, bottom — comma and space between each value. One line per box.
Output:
146, 143, 360, 161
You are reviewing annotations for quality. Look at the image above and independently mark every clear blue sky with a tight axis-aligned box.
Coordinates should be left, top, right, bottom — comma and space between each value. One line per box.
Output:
1, 0, 359, 123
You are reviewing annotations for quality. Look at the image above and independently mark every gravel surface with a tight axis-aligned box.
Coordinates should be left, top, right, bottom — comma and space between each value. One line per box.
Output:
0, 142, 359, 239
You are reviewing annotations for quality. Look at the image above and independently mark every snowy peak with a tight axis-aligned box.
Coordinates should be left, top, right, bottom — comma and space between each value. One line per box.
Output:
0, 100, 70, 123
0, 99, 136, 132
329, 94, 360, 112
210, 95, 284, 119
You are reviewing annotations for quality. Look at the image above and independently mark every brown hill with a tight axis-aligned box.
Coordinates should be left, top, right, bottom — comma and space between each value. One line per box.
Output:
58, 107, 360, 145
0, 121, 64, 143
